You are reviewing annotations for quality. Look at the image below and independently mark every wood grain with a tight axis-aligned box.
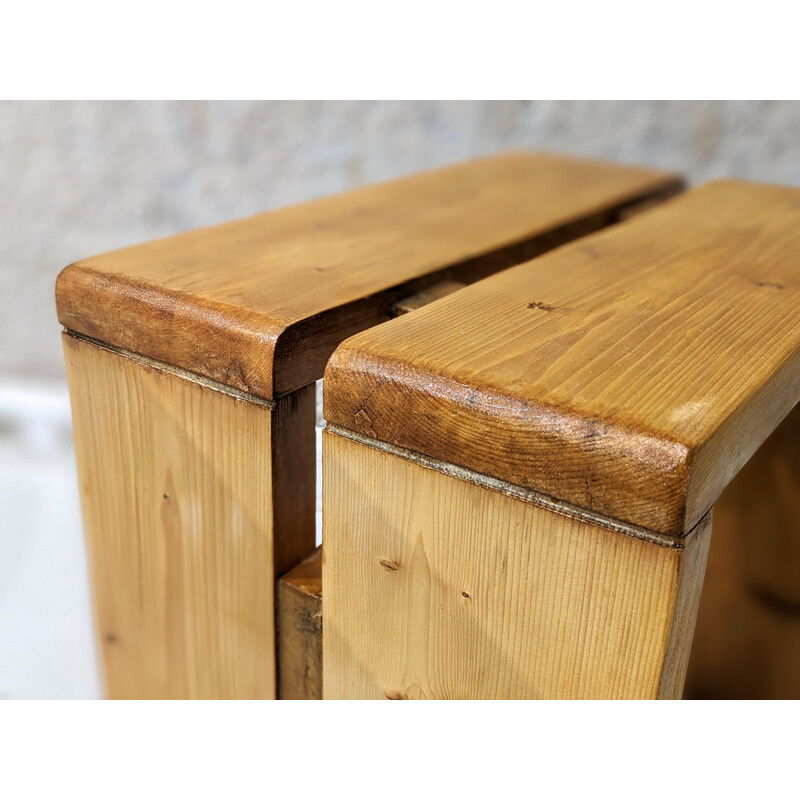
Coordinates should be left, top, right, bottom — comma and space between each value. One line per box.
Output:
685, 403, 800, 699
325, 180, 800, 535
276, 547, 322, 700
56, 152, 681, 399
322, 430, 710, 700
64, 333, 315, 699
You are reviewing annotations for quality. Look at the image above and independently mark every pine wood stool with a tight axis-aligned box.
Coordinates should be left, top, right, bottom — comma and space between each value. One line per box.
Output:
56, 152, 678, 698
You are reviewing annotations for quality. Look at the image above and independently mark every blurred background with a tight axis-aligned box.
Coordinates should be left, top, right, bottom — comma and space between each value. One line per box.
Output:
2, 100, 799, 698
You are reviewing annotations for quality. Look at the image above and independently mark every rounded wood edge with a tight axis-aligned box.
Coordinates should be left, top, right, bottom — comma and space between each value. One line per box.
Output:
323, 343, 694, 536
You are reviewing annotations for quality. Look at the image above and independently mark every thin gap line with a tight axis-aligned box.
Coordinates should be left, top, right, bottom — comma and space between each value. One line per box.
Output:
64, 330, 276, 409
327, 423, 699, 550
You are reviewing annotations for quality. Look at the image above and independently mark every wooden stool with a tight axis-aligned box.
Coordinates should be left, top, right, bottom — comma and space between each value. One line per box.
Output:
323, 179, 800, 699
56, 152, 678, 698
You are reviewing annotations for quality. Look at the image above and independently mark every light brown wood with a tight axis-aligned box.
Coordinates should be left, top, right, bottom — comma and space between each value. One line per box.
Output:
56, 152, 681, 399
64, 333, 314, 699
685, 403, 800, 699
325, 180, 800, 536
322, 430, 710, 700
276, 547, 322, 700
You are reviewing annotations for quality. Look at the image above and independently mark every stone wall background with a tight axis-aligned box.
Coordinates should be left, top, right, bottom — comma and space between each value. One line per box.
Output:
2, 100, 798, 380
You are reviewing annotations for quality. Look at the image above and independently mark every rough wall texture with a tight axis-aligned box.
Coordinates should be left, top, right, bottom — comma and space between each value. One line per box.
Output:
3, 100, 799, 379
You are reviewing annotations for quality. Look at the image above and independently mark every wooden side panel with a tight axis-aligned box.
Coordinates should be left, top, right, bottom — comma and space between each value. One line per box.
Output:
276, 547, 323, 700
322, 431, 710, 700
686, 403, 800, 699
64, 333, 293, 699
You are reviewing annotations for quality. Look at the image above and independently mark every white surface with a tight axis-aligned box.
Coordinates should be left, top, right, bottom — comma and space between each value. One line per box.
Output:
0, 378, 100, 699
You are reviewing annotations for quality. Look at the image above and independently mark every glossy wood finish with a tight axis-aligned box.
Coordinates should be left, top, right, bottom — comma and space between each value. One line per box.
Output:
64, 334, 314, 698
56, 153, 680, 399
325, 180, 800, 536
59, 152, 684, 700
323, 430, 710, 700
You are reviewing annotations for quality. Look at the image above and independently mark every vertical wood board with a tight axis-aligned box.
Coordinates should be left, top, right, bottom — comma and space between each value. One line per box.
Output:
323, 431, 710, 700
64, 334, 279, 699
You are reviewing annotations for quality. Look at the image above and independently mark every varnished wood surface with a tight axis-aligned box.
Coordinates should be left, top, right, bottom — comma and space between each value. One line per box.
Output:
56, 152, 680, 399
276, 547, 323, 700
64, 334, 314, 699
685, 403, 800, 699
326, 180, 800, 535
322, 430, 710, 699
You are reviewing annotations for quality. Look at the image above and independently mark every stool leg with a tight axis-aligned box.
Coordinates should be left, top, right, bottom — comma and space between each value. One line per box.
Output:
64, 333, 315, 698
322, 429, 711, 700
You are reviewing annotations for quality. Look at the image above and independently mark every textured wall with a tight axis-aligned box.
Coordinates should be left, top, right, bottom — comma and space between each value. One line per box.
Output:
2, 100, 799, 379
